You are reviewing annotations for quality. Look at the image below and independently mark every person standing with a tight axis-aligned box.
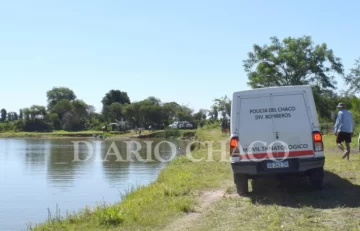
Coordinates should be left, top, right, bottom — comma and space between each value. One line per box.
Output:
334, 102, 354, 160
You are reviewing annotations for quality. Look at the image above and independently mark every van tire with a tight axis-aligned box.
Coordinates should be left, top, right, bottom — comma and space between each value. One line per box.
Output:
234, 173, 248, 196
308, 167, 324, 190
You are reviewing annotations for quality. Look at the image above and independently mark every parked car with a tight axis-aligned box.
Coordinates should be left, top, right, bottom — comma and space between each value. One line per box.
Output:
168, 121, 194, 129
185, 122, 193, 129
169, 121, 179, 128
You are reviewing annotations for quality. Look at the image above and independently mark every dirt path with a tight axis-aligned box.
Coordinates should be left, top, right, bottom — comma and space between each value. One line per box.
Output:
162, 189, 226, 231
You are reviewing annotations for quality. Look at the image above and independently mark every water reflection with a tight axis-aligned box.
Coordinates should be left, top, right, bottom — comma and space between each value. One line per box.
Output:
46, 140, 79, 188
0, 137, 189, 231
99, 139, 177, 187
24, 139, 50, 173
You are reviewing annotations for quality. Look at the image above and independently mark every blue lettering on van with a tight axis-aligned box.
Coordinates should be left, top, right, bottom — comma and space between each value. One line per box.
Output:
277, 106, 296, 112
250, 108, 268, 113
265, 113, 291, 119
269, 108, 277, 112
249, 106, 296, 120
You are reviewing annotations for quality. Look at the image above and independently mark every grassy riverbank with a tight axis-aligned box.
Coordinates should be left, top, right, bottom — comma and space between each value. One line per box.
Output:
0, 130, 112, 138
0, 129, 196, 140
130, 129, 197, 139
29, 129, 360, 231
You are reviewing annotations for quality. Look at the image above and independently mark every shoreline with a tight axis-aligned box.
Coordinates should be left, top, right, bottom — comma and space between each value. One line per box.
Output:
0, 131, 106, 139
0, 129, 197, 140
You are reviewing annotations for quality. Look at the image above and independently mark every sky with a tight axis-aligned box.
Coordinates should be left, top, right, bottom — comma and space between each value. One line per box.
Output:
0, 0, 359, 114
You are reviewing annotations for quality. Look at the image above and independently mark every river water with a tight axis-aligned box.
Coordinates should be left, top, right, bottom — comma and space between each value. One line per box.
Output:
0, 137, 188, 231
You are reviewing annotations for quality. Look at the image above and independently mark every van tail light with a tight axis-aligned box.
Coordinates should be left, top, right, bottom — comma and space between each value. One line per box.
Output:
313, 131, 323, 152
230, 136, 239, 156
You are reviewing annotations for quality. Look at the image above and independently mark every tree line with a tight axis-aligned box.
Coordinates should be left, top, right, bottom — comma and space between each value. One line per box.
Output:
0, 87, 230, 132
2, 35, 359, 132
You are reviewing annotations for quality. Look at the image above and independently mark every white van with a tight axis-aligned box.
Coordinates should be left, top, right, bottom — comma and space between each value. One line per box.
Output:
230, 85, 325, 195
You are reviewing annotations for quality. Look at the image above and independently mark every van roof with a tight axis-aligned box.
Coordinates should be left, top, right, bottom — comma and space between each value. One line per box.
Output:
233, 85, 312, 95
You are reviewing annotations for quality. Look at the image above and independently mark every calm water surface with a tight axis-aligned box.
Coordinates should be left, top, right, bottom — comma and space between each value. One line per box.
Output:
0, 137, 187, 231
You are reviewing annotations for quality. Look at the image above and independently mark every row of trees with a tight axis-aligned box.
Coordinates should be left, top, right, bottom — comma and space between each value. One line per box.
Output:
0, 87, 229, 132
2, 35, 359, 132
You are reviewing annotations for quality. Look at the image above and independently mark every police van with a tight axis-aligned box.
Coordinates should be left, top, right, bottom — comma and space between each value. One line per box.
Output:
230, 85, 325, 195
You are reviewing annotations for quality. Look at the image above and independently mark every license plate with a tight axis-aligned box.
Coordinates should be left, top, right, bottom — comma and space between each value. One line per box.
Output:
266, 161, 289, 169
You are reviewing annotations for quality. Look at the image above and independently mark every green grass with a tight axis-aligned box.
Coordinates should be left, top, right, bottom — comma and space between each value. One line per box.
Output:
189, 151, 360, 231
27, 129, 360, 231
0, 129, 196, 139
134, 129, 197, 139
321, 123, 360, 150
0, 130, 138, 138
322, 133, 359, 150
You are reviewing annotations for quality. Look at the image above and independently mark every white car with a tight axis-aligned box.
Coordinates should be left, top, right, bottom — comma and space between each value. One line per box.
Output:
185, 123, 193, 129
169, 122, 179, 128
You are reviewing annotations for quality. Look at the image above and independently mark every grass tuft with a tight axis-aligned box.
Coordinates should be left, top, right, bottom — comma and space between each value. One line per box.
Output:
97, 206, 126, 226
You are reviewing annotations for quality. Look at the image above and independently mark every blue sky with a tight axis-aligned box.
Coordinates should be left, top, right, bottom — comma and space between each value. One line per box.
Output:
0, 0, 359, 114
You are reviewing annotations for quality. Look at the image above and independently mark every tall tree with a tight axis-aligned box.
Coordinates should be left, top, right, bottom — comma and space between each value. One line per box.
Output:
213, 96, 231, 118
46, 87, 76, 111
344, 57, 360, 95
109, 102, 123, 121
72, 100, 88, 119
312, 85, 339, 121
140, 100, 164, 126
101, 90, 130, 121
146, 96, 161, 105
7, 112, 18, 121
193, 109, 208, 124
176, 105, 193, 121
101, 90, 130, 106
51, 99, 73, 120
23, 108, 30, 120
208, 105, 218, 121
243, 36, 344, 90
162, 102, 181, 122
29, 105, 47, 119
122, 102, 142, 126
0, 108, 7, 122
87, 105, 96, 115
19, 109, 23, 120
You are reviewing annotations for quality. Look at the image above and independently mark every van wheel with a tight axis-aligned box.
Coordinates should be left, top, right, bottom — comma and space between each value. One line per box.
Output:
308, 167, 324, 190
234, 173, 248, 196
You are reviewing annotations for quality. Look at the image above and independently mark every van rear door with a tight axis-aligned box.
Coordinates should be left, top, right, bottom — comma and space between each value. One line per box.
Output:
235, 90, 314, 161
236, 95, 276, 159
270, 92, 314, 159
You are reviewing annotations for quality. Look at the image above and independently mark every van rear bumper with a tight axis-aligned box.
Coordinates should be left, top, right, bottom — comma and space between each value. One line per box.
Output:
231, 157, 325, 176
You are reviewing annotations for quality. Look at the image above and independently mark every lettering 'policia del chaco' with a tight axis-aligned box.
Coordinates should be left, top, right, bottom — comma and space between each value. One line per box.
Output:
250, 106, 296, 120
